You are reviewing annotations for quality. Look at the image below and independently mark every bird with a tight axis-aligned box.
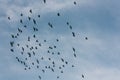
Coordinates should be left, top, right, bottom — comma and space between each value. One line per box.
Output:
33, 19, 36, 24
66, 22, 69, 25
73, 53, 76, 58
20, 13, 23, 16
38, 75, 41, 79
28, 16, 31, 20
24, 25, 27, 28
10, 49, 14, 52
74, 1, 77, 5
57, 52, 60, 55
49, 46, 53, 49
72, 32, 75, 37
56, 39, 59, 42
85, 37, 88, 40
11, 34, 14, 38
10, 41, 14, 47
43, 0, 46, 3
48, 22, 53, 28
20, 19, 23, 24
8, 17, 10, 20
69, 25, 72, 30
72, 65, 74, 67
38, 15, 40, 18
28, 36, 30, 41
72, 47, 75, 52
42, 69, 45, 73
57, 76, 59, 79
36, 59, 39, 64
29, 9, 32, 13
82, 74, 84, 78
57, 13, 60, 16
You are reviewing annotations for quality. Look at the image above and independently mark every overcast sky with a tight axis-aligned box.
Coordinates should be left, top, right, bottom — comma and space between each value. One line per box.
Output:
0, 0, 120, 80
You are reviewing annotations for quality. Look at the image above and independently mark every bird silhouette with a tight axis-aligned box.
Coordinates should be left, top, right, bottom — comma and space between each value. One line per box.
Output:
8, 17, 10, 20
82, 74, 84, 78
29, 9, 32, 13
43, 0, 46, 3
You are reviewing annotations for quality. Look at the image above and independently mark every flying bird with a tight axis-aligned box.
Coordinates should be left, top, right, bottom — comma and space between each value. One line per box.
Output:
8, 17, 11, 20
29, 9, 32, 13
74, 1, 77, 5
43, 0, 46, 3
72, 32, 75, 37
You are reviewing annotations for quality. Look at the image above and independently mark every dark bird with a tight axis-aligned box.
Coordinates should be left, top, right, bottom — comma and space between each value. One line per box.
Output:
72, 47, 75, 52
33, 27, 38, 31
20, 19, 23, 24
38, 15, 40, 18
48, 22, 53, 28
28, 36, 30, 41
18, 28, 22, 33
37, 65, 39, 68
10, 49, 14, 52
57, 13, 60, 16
62, 65, 65, 67
82, 74, 84, 78
36, 40, 39, 42
17, 33, 19, 36
57, 76, 59, 79
72, 65, 74, 67
41, 57, 44, 60
24, 25, 27, 28
32, 62, 34, 65
72, 32, 75, 37
85, 37, 88, 40
33, 34, 36, 38
33, 51, 35, 56
17, 43, 20, 46
11, 34, 14, 38
42, 69, 45, 73
56, 39, 59, 42
74, 53, 76, 58
36, 59, 39, 64
67, 22, 69, 25
21, 52, 23, 55
29, 9, 32, 13
61, 58, 64, 62
39, 43, 41, 46
38, 75, 41, 79
57, 52, 60, 55
10, 41, 14, 47
22, 47, 24, 51
33, 19, 36, 24
26, 45, 29, 48
44, 40, 46, 42
61, 70, 63, 73
69, 25, 72, 30
48, 58, 51, 60
43, 0, 46, 3
51, 68, 54, 72
28, 16, 31, 20
59, 66, 62, 69
8, 17, 10, 20
27, 52, 31, 57
74, 1, 77, 5
65, 61, 68, 64
20, 13, 23, 16
47, 50, 50, 53
54, 46, 56, 48
49, 46, 53, 49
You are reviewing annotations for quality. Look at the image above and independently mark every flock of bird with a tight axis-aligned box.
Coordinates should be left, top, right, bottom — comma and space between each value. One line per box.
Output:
8, 0, 87, 80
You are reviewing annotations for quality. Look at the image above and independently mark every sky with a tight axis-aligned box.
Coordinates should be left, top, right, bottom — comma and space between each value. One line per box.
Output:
0, 0, 120, 80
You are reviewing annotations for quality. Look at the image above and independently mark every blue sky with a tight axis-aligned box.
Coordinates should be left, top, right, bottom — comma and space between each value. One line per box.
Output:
0, 0, 120, 80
